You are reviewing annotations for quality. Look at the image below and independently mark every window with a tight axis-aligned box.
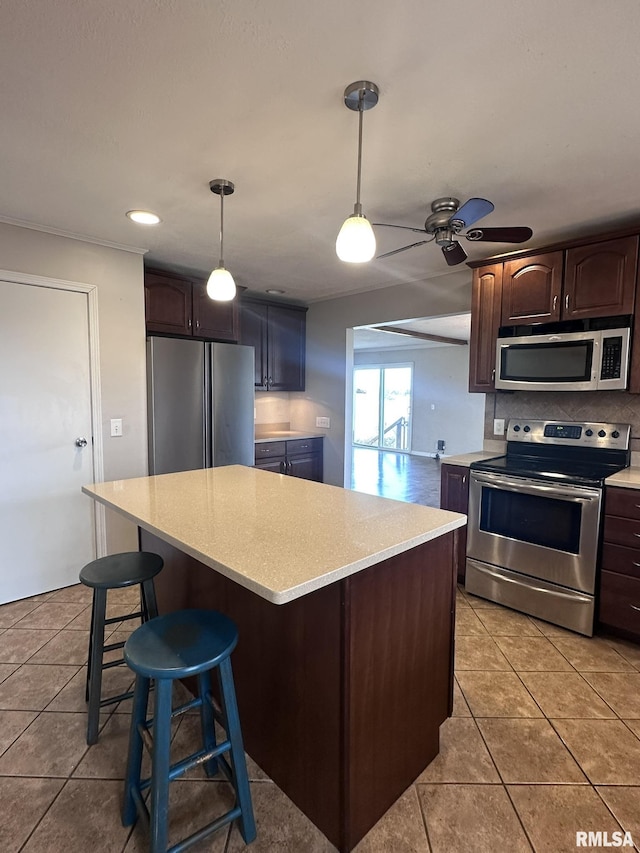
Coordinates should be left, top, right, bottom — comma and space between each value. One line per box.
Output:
353, 364, 412, 450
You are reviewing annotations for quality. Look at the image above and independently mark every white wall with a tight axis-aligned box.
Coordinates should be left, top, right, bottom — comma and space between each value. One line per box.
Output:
0, 222, 147, 552
353, 344, 485, 457
289, 269, 474, 485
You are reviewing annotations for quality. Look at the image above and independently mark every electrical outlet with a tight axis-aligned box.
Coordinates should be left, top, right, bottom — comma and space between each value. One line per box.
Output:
110, 418, 123, 437
493, 418, 505, 436
316, 416, 330, 428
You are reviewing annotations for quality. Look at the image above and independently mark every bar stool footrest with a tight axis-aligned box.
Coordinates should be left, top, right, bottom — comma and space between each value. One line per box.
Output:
168, 806, 242, 853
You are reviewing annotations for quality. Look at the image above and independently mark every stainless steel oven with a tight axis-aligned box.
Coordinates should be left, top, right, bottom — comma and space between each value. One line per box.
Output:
466, 420, 630, 636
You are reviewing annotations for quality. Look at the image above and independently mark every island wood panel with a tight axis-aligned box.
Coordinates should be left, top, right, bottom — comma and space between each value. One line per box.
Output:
344, 531, 455, 849
140, 529, 456, 852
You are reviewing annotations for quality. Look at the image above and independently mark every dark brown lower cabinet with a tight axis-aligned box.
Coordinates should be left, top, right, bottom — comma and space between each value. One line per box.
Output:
440, 463, 469, 583
254, 437, 323, 482
599, 487, 640, 642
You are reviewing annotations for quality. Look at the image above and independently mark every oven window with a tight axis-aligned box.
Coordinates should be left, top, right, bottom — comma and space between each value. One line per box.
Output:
501, 341, 592, 382
480, 487, 582, 553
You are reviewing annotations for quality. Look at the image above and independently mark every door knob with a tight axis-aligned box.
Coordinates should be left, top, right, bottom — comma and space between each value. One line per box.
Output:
75, 437, 88, 448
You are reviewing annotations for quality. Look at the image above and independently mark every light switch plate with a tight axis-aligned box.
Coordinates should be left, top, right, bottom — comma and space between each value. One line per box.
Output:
110, 418, 123, 437
316, 416, 330, 428
493, 418, 505, 436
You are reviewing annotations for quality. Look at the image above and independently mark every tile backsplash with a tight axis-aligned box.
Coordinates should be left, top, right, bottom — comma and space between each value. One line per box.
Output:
484, 391, 640, 452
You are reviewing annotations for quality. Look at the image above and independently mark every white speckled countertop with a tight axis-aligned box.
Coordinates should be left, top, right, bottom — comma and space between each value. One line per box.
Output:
254, 431, 324, 444
441, 451, 503, 467
83, 466, 465, 605
606, 467, 640, 489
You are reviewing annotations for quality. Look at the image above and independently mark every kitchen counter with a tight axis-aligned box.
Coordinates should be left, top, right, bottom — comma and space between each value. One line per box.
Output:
606, 467, 640, 489
83, 465, 461, 851
254, 429, 324, 443
83, 466, 463, 604
441, 450, 503, 466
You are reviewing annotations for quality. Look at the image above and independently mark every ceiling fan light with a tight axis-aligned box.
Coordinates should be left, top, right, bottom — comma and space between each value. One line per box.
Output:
206, 266, 236, 301
336, 214, 376, 263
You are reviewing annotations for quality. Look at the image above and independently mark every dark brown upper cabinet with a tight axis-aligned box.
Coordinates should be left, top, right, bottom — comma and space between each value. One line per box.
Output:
501, 237, 638, 326
144, 268, 239, 342
468, 263, 503, 393
563, 236, 638, 320
240, 297, 307, 392
501, 252, 564, 325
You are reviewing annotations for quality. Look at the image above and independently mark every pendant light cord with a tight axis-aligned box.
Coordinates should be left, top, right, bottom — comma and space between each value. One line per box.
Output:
354, 89, 364, 216
218, 190, 225, 267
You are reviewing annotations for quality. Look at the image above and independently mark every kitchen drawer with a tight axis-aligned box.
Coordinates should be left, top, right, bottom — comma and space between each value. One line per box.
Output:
254, 441, 286, 461
603, 515, 640, 549
286, 437, 323, 456
605, 487, 640, 521
599, 570, 640, 636
601, 542, 640, 579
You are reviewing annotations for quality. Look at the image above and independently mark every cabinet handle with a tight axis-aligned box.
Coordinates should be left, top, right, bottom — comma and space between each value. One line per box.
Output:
630, 604, 640, 613
268, 376, 273, 386
188, 318, 192, 329
552, 295, 558, 311
196, 319, 200, 330
263, 376, 268, 386
462, 474, 466, 484
633, 561, 640, 568
279, 461, 285, 474
565, 294, 569, 311
491, 368, 495, 381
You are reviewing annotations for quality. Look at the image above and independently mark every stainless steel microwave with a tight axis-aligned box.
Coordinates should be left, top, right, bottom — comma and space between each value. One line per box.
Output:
495, 323, 631, 391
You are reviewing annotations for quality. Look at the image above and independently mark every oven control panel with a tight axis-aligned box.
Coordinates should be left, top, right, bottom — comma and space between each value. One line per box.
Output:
506, 419, 630, 449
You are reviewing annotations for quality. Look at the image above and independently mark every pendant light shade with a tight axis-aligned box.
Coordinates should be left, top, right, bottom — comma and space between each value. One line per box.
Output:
208, 178, 237, 301
336, 213, 376, 263
206, 266, 236, 301
336, 81, 379, 264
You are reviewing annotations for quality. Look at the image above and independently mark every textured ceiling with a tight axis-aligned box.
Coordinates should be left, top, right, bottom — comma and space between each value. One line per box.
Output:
2, 1, 640, 302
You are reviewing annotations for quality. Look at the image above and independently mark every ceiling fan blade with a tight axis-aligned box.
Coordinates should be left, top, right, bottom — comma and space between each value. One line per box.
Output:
449, 197, 494, 229
372, 222, 427, 235
442, 241, 468, 266
465, 226, 533, 243
377, 239, 431, 260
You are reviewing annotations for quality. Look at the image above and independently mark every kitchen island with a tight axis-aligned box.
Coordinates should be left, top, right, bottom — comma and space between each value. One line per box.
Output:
83, 466, 464, 851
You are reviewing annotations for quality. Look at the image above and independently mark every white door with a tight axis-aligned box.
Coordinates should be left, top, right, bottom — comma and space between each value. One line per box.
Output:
0, 280, 96, 603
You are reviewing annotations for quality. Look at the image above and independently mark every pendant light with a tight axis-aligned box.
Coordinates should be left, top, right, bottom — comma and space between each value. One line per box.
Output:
207, 178, 237, 301
336, 81, 379, 263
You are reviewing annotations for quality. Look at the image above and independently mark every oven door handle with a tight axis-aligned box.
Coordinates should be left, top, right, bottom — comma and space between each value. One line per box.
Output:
470, 472, 601, 501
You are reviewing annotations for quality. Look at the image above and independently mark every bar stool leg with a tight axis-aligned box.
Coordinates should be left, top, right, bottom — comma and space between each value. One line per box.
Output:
141, 578, 159, 622
218, 658, 256, 844
85, 596, 96, 703
150, 678, 173, 853
86, 588, 107, 745
122, 675, 150, 827
197, 670, 218, 777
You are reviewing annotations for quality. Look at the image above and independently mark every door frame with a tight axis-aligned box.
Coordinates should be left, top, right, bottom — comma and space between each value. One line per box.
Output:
0, 268, 106, 557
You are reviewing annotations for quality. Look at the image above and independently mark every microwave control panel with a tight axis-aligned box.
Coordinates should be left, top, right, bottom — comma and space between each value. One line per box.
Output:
600, 335, 623, 380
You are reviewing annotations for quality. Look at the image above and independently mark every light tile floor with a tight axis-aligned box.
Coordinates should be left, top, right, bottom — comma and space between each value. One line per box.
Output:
1, 582, 639, 852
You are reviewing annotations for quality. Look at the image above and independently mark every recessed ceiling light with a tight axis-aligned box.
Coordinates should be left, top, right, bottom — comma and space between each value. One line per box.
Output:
266, 289, 285, 295
126, 210, 161, 225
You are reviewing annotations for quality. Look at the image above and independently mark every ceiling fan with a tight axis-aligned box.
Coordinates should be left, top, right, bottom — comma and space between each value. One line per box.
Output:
373, 197, 533, 266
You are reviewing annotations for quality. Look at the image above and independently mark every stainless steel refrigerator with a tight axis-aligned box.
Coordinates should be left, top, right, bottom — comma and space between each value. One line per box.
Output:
147, 337, 255, 475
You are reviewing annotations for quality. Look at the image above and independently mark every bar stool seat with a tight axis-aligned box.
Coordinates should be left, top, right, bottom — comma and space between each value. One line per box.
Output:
79, 551, 163, 745
122, 609, 256, 853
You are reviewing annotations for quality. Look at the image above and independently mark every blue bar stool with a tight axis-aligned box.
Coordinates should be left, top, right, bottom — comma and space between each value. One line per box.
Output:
122, 608, 256, 853
79, 551, 163, 745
